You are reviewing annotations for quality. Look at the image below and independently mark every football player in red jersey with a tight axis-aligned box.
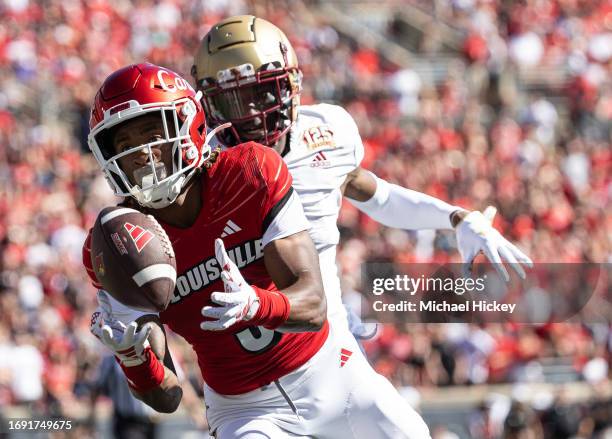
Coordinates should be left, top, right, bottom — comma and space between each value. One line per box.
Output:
84, 63, 431, 438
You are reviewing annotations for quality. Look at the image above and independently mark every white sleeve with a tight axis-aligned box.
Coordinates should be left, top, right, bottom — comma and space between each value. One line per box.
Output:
262, 189, 310, 247
348, 172, 458, 230
98, 290, 157, 325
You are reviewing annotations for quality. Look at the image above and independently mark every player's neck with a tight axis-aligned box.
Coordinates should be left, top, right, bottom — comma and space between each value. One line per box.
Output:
149, 177, 202, 229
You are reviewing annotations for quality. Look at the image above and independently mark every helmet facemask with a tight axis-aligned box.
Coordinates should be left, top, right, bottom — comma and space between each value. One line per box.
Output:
88, 95, 212, 209
198, 63, 302, 147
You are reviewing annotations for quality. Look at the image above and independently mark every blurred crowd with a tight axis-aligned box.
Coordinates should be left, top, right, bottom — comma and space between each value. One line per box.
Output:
0, 0, 609, 437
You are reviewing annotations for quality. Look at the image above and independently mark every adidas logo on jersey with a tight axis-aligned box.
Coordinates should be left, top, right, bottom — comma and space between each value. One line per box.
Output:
221, 220, 242, 238
340, 348, 353, 367
310, 151, 331, 168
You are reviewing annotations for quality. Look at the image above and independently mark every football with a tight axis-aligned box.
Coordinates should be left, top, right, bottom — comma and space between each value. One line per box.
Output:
90, 206, 176, 312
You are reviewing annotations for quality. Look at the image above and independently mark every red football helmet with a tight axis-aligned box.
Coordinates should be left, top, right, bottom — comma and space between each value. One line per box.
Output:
88, 63, 222, 209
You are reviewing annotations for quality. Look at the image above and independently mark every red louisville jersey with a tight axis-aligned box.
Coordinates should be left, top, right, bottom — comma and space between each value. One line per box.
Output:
84, 143, 328, 395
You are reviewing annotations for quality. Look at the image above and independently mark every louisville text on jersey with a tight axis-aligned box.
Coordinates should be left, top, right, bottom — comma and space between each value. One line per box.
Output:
171, 238, 264, 304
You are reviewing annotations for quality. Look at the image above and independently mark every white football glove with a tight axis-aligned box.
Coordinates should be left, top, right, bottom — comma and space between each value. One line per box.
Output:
200, 238, 260, 331
456, 206, 533, 282
90, 291, 153, 367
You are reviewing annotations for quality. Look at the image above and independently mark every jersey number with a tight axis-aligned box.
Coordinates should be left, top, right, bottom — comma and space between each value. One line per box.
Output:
235, 326, 282, 354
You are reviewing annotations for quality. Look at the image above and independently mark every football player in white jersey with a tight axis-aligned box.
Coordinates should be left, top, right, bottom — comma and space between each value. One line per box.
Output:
190, 15, 531, 439
192, 15, 532, 332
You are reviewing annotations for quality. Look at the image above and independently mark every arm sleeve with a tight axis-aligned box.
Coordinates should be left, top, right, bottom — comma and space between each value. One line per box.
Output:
348, 171, 458, 230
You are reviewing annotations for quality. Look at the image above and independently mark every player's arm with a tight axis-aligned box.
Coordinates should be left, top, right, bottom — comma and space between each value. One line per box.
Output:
343, 167, 532, 280
90, 306, 183, 414
128, 315, 183, 413
256, 145, 326, 331
333, 101, 531, 280
326, 103, 466, 230
263, 230, 326, 331
84, 231, 182, 413
202, 226, 326, 334
342, 166, 462, 230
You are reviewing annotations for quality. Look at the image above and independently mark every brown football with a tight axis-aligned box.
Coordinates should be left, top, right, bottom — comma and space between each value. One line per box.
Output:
90, 206, 176, 312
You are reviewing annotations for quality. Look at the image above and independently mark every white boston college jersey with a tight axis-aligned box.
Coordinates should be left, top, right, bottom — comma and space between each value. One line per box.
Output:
284, 104, 364, 328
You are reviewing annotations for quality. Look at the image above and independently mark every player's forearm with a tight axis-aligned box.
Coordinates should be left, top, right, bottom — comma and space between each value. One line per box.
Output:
130, 364, 183, 413
127, 315, 182, 413
349, 173, 462, 230
278, 271, 326, 332
262, 232, 326, 332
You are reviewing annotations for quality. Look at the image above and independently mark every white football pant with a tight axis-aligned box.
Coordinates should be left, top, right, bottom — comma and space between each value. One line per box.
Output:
203, 323, 430, 439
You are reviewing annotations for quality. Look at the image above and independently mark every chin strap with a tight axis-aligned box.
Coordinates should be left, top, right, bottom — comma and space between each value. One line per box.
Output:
200, 122, 231, 161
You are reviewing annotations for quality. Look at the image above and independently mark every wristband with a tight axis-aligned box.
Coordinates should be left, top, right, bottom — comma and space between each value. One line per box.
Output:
118, 347, 165, 392
251, 286, 291, 330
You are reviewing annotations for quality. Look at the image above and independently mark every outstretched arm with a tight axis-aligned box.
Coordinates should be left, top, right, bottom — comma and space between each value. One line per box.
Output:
129, 315, 183, 413
342, 166, 462, 230
343, 167, 532, 280
200, 234, 326, 334
90, 297, 183, 413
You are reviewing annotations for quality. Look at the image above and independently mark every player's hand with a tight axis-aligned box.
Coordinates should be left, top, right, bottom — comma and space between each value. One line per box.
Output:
455, 206, 533, 282
200, 238, 260, 331
90, 291, 153, 367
